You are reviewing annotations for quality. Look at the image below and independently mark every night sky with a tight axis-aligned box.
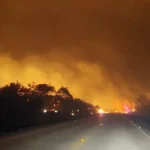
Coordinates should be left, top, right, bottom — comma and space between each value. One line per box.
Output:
1, 0, 150, 110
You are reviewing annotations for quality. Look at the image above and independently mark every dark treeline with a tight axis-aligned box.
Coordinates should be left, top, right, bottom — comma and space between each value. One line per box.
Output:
129, 95, 150, 130
0, 82, 95, 132
136, 95, 150, 116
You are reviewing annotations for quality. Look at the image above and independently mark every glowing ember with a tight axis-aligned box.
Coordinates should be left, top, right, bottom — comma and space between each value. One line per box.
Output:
98, 109, 104, 114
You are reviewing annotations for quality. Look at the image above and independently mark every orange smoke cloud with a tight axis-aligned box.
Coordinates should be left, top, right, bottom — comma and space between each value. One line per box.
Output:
1, 0, 150, 110
0, 54, 128, 110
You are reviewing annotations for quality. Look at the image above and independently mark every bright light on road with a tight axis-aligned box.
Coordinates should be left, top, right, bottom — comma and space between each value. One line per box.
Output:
71, 112, 75, 116
43, 109, 47, 113
54, 110, 58, 113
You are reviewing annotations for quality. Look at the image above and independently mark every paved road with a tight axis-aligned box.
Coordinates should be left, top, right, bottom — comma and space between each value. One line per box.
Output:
1, 114, 150, 150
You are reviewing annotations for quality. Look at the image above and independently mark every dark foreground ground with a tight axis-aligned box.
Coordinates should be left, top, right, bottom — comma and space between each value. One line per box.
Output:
1, 114, 150, 150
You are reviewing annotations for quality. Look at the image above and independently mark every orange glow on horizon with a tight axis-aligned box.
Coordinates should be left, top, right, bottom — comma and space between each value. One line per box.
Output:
98, 109, 104, 114
0, 55, 135, 110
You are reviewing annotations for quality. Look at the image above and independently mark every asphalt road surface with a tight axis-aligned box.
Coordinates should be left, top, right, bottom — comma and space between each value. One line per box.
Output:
1, 114, 150, 150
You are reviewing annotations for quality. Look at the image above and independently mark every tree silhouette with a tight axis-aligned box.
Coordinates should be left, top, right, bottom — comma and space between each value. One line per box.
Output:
57, 86, 73, 100
0, 82, 21, 98
28, 82, 36, 91
35, 84, 55, 96
0, 81, 95, 132
137, 95, 150, 106
0, 82, 26, 120
136, 95, 150, 114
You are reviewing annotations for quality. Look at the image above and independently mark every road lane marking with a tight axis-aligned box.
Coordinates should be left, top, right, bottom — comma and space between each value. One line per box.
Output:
131, 121, 150, 139
73, 141, 84, 149
71, 124, 100, 149
72, 138, 85, 148
72, 137, 89, 149
72, 140, 82, 148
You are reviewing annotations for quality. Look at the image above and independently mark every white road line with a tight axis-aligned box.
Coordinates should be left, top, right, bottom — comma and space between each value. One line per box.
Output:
131, 121, 150, 139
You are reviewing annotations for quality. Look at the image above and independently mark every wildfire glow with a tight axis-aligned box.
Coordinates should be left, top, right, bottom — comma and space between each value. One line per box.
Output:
132, 107, 136, 112
1, 0, 150, 112
98, 109, 104, 114
0, 55, 135, 110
